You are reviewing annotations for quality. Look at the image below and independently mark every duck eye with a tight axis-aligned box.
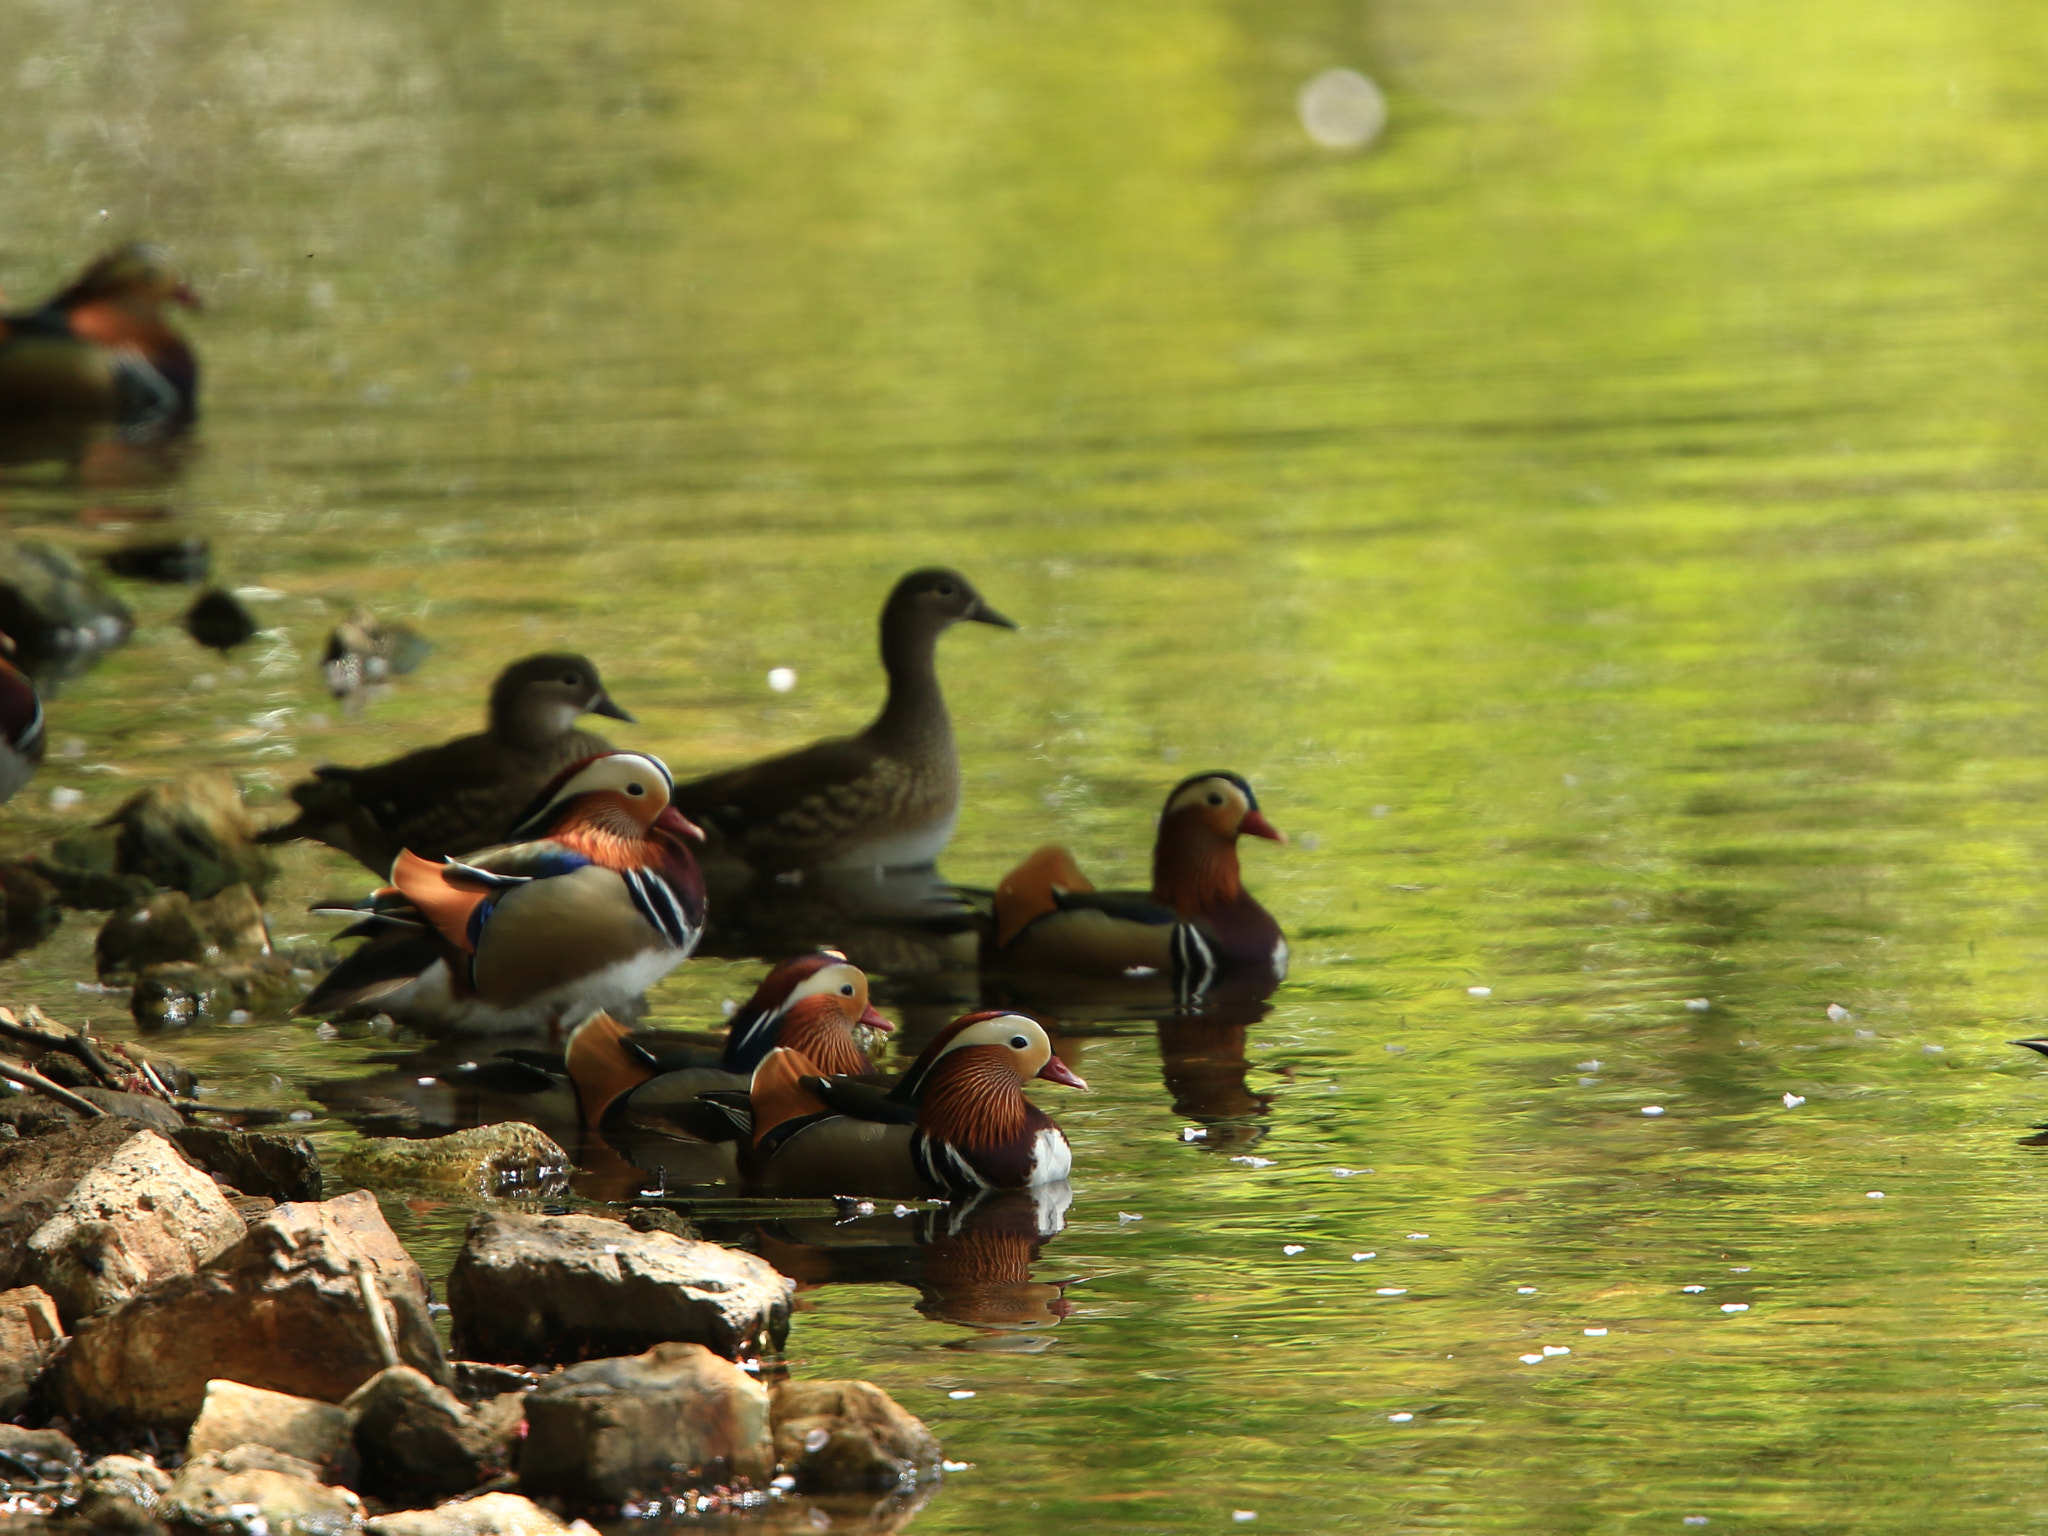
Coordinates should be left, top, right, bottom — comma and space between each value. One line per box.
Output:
561, 672, 580, 686
1009, 1035, 1029, 1050
937, 583, 955, 596
1207, 792, 1224, 806
840, 984, 855, 996
626, 783, 645, 796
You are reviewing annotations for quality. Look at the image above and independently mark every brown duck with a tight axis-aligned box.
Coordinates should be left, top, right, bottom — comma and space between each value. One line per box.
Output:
671, 567, 1014, 873
258, 653, 633, 874
0, 245, 200, 464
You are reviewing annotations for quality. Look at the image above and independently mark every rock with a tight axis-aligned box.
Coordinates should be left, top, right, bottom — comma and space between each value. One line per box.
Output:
770, 1380, 942, 1492
0, 1285, 64, 1417
24, 1127, 245, 1325
34, 824, 156, 911
227, 1193, 278, 1226
0, 1424, 80, 1487
0, 862, 62, 958
186, 1380, 354, 1475
185, 589, 259, 653
0, 541, 133, 678
80, 1453, 173, 1502
333, 1123, 569, 1198
519, 1341, 773, 1506
172, 1126, 323, 1202
103, 538, 211, 584
0, 1117, 143, 1288
130, 955, 308, 1030
100, 773, 277, 900
96, 884, 269, 981
345, 1365, 512, 1505
72, 1088, 186, 1132
323, 614, 432, 703
162, 1444, 361, 1536
451, 1362, 535, 1403
55, 1189, 447, 1430
448, 1211, 792, 1366
364, 1492, 584, 1536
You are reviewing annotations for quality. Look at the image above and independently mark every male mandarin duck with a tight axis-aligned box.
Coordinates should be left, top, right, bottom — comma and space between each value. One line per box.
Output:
739, 1011, 1085, 1199
562, 950, 893, 1137
297, 751, 707, 1035
671, 567, 1014, 873
0, 246, 201, 460
258, 653, 634, 874
990, 771, 1288, 992
0, 643, 47, 804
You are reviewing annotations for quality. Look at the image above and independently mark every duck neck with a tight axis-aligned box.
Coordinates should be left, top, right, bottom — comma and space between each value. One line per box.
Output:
917, 1047, 1028, 1149
1152, 824, 1244, 919
869, 614, 950, 752
494, 697, 582, 750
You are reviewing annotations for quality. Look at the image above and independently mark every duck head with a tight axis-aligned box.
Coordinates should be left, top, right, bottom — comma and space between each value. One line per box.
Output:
53, 244, 201, 316
882, 567, 1016, 647
1151, 771, 1283, 916
893, 1011, 1088, 1105
725, 949, 892, 1073
508, 750, 702, 844
489, 653, 634, 746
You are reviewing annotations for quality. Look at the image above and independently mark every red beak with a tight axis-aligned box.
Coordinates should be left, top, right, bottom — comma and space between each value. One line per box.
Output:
1239, 809, 1285, 843
171, 282, 203, 312
856, 1002, 895, 1033
655, 805, 706, 842
1036, 1056, 1088, 1090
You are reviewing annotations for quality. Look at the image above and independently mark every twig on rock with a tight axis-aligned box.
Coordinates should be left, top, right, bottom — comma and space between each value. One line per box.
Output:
0, 1006, 129, 1090
353, 1258, 401, 1369
0, 1056, 107, 1118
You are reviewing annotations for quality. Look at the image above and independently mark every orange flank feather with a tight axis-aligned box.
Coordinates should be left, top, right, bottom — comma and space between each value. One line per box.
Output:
993, 845, 1095, 948
564, 1011, 659, 1129
749, 1047, 832, 1146
389, 850, 491, 954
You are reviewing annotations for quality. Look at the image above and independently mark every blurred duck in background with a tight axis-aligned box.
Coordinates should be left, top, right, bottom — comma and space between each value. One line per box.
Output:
258, 653, 633, 874
0, 637, 47, 804
989, 771, 1287, 995
671, 567, 1014, 876
0, 245, 201, 468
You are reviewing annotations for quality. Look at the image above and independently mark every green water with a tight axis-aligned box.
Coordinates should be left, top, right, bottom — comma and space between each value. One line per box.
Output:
10, 0, 2048, 1529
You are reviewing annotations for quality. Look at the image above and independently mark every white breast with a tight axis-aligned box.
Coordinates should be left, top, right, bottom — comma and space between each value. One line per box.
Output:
1029, 1127, 1073, 1186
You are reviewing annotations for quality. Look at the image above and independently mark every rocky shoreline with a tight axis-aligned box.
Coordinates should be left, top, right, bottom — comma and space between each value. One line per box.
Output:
0, 1109, 945, 1534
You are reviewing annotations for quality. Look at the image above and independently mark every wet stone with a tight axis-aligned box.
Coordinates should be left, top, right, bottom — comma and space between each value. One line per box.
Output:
96, 883, 270, 981
184, 588, 260, 652
171, 1126, 323, 1203
333, 1122, 570, 1198
518, 1341, 774, 1507
0, 1424, 81, 1487
770, 1380, 943, 1493
103, 537, 211, 584
130, 955, 307, 1030
447, 1210, 793, 1366
344, 1364, 514, 1506
99, 772, 278, 900
0, 540, 134, 677
0, 862, 63, 959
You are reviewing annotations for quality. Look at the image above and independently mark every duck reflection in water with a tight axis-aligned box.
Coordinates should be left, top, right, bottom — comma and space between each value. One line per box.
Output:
729, 1185, 1074, 1346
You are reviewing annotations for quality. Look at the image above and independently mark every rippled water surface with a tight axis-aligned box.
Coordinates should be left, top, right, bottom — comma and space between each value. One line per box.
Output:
10, 0, 2048, 1531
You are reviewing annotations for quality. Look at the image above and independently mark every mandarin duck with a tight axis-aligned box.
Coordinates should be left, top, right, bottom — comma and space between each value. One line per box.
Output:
737, 1011, 1085, 1198
0, 246, 200, 463
0, 644, 47, 804
258, 652, 634, 874
671, 567, 1014, 874
562, 951, 892, 1138
990, 772, 1287, 995
297, 751, 707, 1036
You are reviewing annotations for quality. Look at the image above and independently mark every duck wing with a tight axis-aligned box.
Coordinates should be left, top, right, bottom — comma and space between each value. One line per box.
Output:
670, 734, 892, 852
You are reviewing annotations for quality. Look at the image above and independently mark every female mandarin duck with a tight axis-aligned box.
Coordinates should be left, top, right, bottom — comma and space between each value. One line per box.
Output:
297, 751, 707, 1035
991, 771, 1287, 992
562, 950, 893, 1137
259, 653, 634, 875
740, 1011, 1085, 1199
0, 644, 47, 804
0, 246, 201, 461
670, 567, 1014, 873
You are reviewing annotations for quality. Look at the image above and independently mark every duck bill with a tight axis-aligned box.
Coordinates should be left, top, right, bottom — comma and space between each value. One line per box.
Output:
589, 691, 636, 724
171, 281, 203, 312
1239, 810, 1286, 843
2014, 1038, 2048, 1058
857, 1002, 895, 1033
969, 599, 1018, 631
1036, 1056, 1087, 1090
655, 805, 706, 842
